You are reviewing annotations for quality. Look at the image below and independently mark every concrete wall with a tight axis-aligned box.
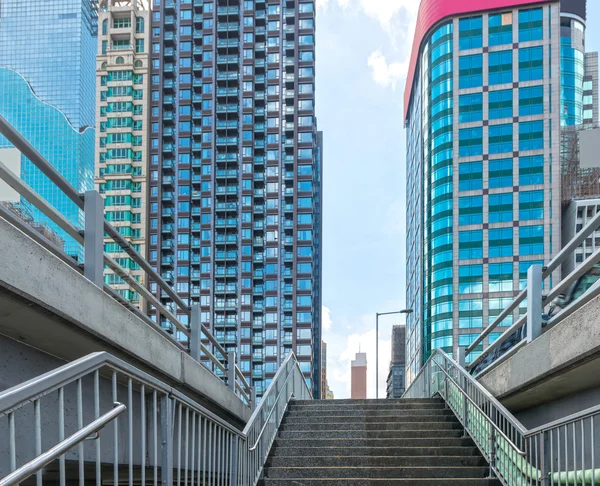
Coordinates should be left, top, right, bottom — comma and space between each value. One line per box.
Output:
0, 215, 251, 426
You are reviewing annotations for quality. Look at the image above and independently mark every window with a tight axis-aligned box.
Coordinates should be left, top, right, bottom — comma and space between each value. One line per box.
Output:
519, 85, 544, 116
459, 93, 482, 123
489, 193, 513, 223
489, 124, 513, 154
116, 56, 125, 65
459, 230, 483, 260
459, 16, 482, 50
459, 54, 483, 88
519, 190, 544, 220
489, 12, 513, 46
459, 162, 483, 191
459, 299, 484, 329
459, 127, 483, 157
489, 158, 513, 188
519, 155, 544, 185
489, 298, 515, 326
519, 225, 544, 255
459, 265, 483, 294
489, 89, 513, 120
519, 8, 543, 42
136, 16, 145, 33
519, 46, 543, 81
489, 228, 513, 258
489, 50, 513, 85
459, 196, 483, 226
489, 262, 514, 292
519, 120, 544, 151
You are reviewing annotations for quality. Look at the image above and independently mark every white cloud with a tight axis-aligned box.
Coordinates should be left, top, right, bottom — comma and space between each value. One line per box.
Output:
357, 0, 417, 32
323, 309, 399, 399
367, 50, 408, 90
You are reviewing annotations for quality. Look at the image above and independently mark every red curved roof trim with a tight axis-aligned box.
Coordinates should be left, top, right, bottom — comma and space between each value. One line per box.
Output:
403, 0, 554, 121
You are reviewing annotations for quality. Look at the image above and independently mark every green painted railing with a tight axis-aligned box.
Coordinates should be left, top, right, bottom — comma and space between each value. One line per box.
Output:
405, 350, 600, 486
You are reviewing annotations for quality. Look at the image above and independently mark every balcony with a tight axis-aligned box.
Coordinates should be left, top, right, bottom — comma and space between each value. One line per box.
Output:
216, 202, 238, 211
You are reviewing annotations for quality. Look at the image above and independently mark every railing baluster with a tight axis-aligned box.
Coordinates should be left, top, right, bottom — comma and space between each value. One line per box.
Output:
154, 390, 158, 486
9, 412, 16, 472
94, 371, 101, 486
77, 379, 84, 486
58, 387, 65, 486
141, 384, 147, 486
34, 399, 42, 486
128, 378, 134, 486
191, 412, 196, 486
113, 372, 119, 486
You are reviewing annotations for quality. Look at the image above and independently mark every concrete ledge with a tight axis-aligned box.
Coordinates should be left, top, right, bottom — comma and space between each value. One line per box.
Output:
479, 291, 600, 412
0, 216, 250, 425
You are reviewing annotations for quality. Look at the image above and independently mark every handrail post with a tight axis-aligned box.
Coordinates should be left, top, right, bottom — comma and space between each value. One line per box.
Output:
488, 428, 496, 478
227, 351, 237, 394
527, 264, 543, 343
190, 304, 201, 361
84, 190, 104, 288
541, 430, 551, 485
230, 435, 239, 486
250, 386, 256, 411
160, 395, 173, 486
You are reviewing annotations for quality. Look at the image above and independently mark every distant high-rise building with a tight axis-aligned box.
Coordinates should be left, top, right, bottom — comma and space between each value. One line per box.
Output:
0, 0, 97, 258
95, 0, 151, 306
148, 0, 323, 398
325, 383, 334, 400
351, 352, 367, 399
387, 325, 406, 399
404, 0, 587, 383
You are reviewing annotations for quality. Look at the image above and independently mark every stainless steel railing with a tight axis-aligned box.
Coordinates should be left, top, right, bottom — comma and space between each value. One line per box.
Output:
0, 351, 310, 486
0, 115, 251, 404
465, 207, 600, 377
404, 349, 600, 486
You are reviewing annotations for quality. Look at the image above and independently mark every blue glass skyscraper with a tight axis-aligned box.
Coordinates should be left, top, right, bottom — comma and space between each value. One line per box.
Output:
0, 0, 97, 257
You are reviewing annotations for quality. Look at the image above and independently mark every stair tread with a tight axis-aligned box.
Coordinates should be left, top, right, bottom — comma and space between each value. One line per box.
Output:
265, 399, 495, 483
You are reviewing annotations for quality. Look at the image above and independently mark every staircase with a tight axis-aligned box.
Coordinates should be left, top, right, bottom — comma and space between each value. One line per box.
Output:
261, 398, 502, 485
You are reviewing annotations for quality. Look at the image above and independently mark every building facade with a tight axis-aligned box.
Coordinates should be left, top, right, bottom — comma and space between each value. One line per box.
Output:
387, 325, 406, 398
95, 0, 151, 306
148, 0, 322, 398
405, 0, 567, 383
351, 352, 367, 399
0, 0, 97, 258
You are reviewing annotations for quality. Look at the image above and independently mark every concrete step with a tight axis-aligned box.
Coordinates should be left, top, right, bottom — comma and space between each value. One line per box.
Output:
278, 429, 466, 440
272, 438, 475, 449
282, 414, 460, 424
279, 421, 464, 432
279, 429, 463, 439
270, 446, 481, 457
288, 403, 446, 412
264, 466, 491, 479
292, 399, 443, 406
262, 479, 501, 485
267, 455, 489, 468
284, 409, 455, 418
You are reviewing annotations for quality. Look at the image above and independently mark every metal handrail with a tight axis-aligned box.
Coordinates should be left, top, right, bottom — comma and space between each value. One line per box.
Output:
405, 349, 600, 485
248, 363, 298, 451
0, 115, 243, 397
0, 403, 126, 486
433, 356, 526, 456
466, 209, 600, 374
0, 351, 311, 486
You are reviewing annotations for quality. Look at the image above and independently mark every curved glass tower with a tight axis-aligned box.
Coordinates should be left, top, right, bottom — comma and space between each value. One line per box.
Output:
560, 3, 586, 126
405, 0, 564, 384
0, 0, 97, 258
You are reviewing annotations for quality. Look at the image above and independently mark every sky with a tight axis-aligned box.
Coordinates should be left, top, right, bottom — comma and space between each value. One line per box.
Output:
316, 0, 600, 399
